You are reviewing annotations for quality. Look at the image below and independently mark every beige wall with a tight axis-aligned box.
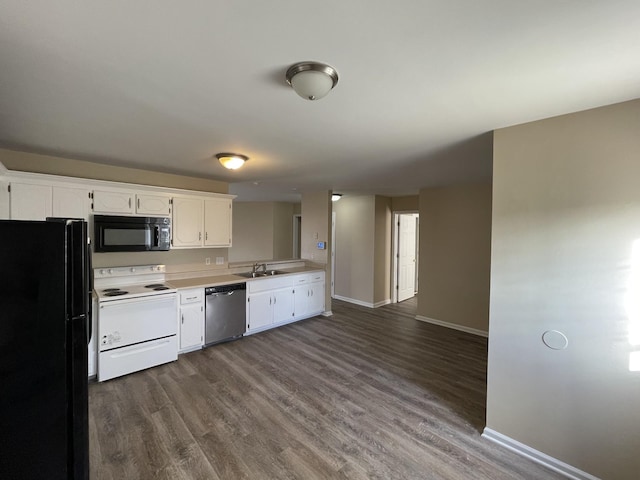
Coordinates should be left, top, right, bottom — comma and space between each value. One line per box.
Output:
417, 184, 492, 332
334, 196, 376, 304
301, 191, 332, 312
374, 196, 392, 304
273, 202, 295, 260
229, 203, 275, 262
333, 195, 392, 306
0, 148, 228, 193
229, 202, 297, 262
487, 98, 640, 479
391, 195, 419, 211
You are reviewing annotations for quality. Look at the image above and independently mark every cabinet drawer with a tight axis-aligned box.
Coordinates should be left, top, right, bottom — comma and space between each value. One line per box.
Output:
292, 274, 309, 286
248, 276, 293, 293
180, 288, 204, 305
310, 272, 324, 283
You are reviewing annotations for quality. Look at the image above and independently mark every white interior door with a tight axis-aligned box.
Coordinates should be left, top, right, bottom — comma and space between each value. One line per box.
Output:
397, 214, 417, 302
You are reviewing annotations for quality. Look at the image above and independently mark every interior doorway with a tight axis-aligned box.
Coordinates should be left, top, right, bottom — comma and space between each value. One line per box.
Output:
393, 212, 419, 303
292, 214, 302, 259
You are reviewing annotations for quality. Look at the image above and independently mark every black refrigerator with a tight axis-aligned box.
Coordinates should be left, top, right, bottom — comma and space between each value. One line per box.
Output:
0, 218, 91, 480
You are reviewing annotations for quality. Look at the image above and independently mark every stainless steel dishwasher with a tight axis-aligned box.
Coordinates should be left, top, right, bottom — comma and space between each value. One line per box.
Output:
204, 283, 246, 346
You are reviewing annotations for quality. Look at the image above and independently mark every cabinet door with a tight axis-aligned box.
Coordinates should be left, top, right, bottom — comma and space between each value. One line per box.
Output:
293, 286, 310, 318
136, 194, 170, 216
93, 190, 134, 214
53, 186, 89, 220
272, 287, 294, 324
180, 303, 204, 350
172, 197, 203, 247
204, 197, 232, 246
10, 183, 52, 220
247, 291, 273, 331
308, 282, 325, 315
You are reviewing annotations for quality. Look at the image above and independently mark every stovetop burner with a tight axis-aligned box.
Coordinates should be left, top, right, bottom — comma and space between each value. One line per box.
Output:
102, 288, 121, 292
145, 283, 166, 288
104, 290, 128, 297
153, 286, 170, 291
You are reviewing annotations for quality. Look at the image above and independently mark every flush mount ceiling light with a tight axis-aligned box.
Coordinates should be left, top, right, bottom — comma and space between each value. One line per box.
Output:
286, 61, 339, 101
216, 153, 248, 170
332, 193, 342, 202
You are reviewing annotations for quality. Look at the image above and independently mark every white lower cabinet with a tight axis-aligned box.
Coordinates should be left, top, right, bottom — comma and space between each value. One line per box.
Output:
293, 272, 325, 319
246, 271, 324, 335
179, 288, 204, 352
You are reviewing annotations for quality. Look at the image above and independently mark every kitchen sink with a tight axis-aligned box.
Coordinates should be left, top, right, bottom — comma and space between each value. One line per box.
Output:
236, 270, 286, 278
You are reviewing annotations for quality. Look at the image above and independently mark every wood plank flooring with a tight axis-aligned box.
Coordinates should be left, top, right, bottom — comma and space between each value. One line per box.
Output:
89, 298, 562, 479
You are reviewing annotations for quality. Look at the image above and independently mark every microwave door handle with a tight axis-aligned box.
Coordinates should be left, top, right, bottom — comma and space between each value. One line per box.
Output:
153, 226, 160, 247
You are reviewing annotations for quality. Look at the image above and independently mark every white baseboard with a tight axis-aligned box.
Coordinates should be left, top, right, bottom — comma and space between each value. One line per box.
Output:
373, 299, 392, 308
415, 315, 488, 337
333, 294, 375, 308
322, 310, 333, 317
482, 428, 600, 480
333, 295, 390, 309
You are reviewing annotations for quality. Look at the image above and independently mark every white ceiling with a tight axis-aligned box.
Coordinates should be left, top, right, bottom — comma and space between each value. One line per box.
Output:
1, 1, 639, 201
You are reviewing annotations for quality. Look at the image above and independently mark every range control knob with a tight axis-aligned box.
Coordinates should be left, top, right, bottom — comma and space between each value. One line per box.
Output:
100, 269, 106, 275
108, 269, 113, 274
130, 267, 136, 273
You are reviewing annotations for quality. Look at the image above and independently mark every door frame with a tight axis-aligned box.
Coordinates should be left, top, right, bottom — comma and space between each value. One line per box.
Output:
392, 211, 419, 303
292, 214, 302, 259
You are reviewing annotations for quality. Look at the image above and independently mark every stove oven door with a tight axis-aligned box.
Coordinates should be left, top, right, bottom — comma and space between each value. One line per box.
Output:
98, 294, 178, 381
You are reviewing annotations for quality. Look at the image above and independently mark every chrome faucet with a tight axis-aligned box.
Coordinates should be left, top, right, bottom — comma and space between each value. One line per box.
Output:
252, 262, 267, 274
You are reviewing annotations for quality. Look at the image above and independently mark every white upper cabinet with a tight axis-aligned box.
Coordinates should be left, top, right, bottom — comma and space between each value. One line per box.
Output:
52, 186, 89, 220
92, 190, 134, 214
10, 183, 52, 220
204, 197, 232, 247
172, 196, 203, 247
136, 194, 170, 216
172, 195, 233, 248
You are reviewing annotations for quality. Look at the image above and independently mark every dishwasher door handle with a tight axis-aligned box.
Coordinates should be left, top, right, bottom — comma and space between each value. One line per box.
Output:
210, 291, 235, 297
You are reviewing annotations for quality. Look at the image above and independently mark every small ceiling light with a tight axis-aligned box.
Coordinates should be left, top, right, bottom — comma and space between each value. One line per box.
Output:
286, 61, 339, 101
332, 193, 342, 202
216, 153, 248, 170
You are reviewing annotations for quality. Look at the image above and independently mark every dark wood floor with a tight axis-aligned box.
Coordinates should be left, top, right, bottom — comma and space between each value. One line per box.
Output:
89, 297, 561, 479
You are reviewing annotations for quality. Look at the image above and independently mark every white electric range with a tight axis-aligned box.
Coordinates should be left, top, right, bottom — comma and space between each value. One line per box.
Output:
94, 265, 178, 381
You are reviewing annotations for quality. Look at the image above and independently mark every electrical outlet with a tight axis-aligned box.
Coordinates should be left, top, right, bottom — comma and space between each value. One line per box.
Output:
205, 257, 211, 265
215, 257, 224, 265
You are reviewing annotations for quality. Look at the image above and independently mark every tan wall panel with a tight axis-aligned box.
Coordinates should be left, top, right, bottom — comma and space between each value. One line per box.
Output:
417, 184, 492, 331
487, 98, 640, 479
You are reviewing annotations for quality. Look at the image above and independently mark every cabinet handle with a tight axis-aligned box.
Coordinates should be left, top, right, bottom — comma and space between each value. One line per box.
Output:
274, 296, 277, 304
128, 198, 131, 208
181, 314, 184, 324
199, 232, 202, 241
270, 297, 272, 305
137, 198, 140, 209
205, 232, 208, 241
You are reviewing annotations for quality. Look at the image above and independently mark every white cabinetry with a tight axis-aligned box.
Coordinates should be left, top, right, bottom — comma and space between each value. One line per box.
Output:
172, 196, 203, 247
10, 183, 89, 220
246, 276, 294, 334
204, 197, 232, 247
179, 288, 204, 352
136, 194, 170, 216
293, 272, 325, 319
52, 186, 90, 219
92, 190, 134, 214
0, 180, 9, 219
172, 195, 232, 248
10, 183, 52, 220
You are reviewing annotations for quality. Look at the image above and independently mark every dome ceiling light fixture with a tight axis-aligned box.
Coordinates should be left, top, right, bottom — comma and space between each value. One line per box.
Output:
286, 61, 339, 101
331, 193, 342, 202
216, 153, 248, 170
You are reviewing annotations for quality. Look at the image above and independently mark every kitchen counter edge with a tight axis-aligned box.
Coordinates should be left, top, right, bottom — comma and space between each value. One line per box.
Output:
168, 267, 324, 290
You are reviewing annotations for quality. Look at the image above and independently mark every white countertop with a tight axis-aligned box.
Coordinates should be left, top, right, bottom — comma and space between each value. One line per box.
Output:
167, 266, 323, 290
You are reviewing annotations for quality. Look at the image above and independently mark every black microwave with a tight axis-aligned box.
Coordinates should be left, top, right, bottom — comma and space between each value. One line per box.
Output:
94, 215, 171, 252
